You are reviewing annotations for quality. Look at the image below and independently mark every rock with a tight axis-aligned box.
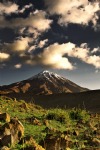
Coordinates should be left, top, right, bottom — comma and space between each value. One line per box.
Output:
66, 148, 71, 150
0, 113, 10, 122
44, 119, 49, 126
20, 102, 28, 109
92, 138, 100, 146
73, 130, 79, 136
23, 136, 45, 150
42, 134, 68, 150
27, 117, 41, 125
0, 118, 24, 146
1, 135, 12, 147
33, 118, 41, 126
0, 146, 10, 150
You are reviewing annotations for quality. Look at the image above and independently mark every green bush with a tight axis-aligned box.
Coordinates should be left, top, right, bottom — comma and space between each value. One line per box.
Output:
69, 108, 90, 123
45, 108, 70, 124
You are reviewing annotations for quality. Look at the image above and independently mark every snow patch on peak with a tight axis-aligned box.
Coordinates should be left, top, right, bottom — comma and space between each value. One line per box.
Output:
40, 70, 66, 81
42, 70, 50, 74
29, 70, 66, 81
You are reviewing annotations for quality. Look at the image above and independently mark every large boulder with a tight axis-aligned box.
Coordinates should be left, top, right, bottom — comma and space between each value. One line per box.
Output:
0, 113, 10, 122
0, 118, 24, 146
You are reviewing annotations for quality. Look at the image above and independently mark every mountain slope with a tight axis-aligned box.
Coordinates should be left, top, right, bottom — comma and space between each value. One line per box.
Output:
0, 70, 87, 95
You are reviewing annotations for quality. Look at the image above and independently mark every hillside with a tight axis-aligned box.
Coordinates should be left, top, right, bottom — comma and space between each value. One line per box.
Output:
0, 96, 100, 150
3, 89, 100, 113
34, 90, 100, 113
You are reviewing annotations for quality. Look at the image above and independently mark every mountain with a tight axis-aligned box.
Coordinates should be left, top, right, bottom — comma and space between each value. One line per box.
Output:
0, 70, 87, 96
0, 70, 100, 113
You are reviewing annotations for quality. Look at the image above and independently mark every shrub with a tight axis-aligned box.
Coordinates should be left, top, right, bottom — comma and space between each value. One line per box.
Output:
45, 108, 70, 124
69, 108, 90, 123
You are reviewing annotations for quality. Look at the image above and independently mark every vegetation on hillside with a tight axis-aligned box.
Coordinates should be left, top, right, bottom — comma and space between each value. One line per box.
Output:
0, 96, 100, 150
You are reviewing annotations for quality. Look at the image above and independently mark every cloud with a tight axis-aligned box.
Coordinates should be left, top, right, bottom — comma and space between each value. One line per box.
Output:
37, 42, 75, 70
6, 37, 32, 52
68, 46, 89, 60
27, 39, 48, 53
0, 2, 18, 15
3, 37, 48, 55
0, 3, 52, 58
28, 45, 36, 53
67, 44, 100, 69
19, 4, 33, 13
27, 27, 40, 36
86, 55, 100, 68
0, 10, 52, 32
45, 0, 87, 15
45, 0, 100, 27
0, 10, 52, 48
18, 27, 41, 48
0, 16, 9, 27
14, 63, 22, 69
0, 52, 10, 61
32, 42, 100, 69
91, 47, 100, 53
0, 2, 33, 15
95, 69, 99, 73
1, 41, 100, 70
38, 39, 48, 48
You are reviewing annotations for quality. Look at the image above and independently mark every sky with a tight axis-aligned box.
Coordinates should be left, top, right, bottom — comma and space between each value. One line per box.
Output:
0, 0, 100, 90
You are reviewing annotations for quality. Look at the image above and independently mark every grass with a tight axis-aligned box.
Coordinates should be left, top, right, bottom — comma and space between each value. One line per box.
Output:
0, 96, 100, 149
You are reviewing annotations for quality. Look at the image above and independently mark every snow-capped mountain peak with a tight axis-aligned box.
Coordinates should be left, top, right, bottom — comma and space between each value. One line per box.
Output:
30, 70, 59, 80
33, 70, 64, 80
0, 70, 88, 96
